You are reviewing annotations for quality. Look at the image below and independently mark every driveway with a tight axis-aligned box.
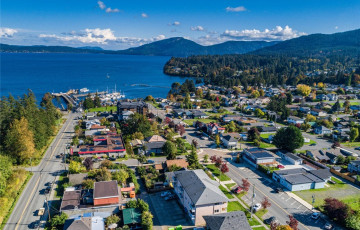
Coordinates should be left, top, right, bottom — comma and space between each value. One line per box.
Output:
148, 192, 193, 230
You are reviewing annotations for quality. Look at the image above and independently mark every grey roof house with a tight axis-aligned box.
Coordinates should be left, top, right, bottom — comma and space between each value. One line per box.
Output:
203, 211, 251, 230
170, 169, 229, 225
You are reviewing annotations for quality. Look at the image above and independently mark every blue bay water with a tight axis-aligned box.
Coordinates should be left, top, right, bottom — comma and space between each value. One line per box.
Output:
0, 53, 187, 101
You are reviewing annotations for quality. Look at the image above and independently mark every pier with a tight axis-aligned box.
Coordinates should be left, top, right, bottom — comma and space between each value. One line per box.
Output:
72, 91, 107, 99
52, 93, 78, 107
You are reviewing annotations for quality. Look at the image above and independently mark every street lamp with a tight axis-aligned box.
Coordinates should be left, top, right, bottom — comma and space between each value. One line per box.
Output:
250, 184, 256, 219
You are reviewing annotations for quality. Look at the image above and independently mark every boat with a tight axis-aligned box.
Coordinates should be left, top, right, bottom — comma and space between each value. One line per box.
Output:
79, 88, 89, 93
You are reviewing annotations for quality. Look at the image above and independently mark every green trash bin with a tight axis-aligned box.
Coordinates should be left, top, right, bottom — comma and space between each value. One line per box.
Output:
175, 225, 182, 230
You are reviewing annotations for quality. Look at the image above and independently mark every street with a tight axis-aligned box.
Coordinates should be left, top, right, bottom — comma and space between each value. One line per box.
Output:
3, 112, 79, 230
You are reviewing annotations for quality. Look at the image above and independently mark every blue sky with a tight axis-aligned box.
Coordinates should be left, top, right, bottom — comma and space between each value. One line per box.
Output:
1, 0, 359, 49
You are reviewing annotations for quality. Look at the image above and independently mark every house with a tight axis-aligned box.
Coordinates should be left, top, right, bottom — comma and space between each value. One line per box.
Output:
86, 112, 96, 119
203, 211, 251, 230
272, 168, 331, 191
122, 208, 142, 227
93, 181, 120, 206
207, 123, 225, 135
145, 135, 166, 143
77, 133, 126, 158
192, 110, 209, 119
222, 114, 242, 123
314, 125, 331, 135
166, 159, 189, 169
169, 169, 229, 225
221, 134, 238, 149
287, 116, 305, 125
259, 126, 278, 133
311, 108, 327, 117
117, 101, 148, 120
277, 150, 303, 165
122, 111, 134, 120
299, 107, 311, 114
348, 161, 360, 174
316, 94, 328, 101
130, 139, 143, 148
327, 94, 338, 101
173, 109, 186, 118
144, 141, 165, 155
64, 216, 105, 230
242, 148, 276, 168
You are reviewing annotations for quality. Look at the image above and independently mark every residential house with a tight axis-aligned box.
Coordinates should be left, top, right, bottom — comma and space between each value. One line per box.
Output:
207, 123, 225, 135
86, 112, 96, 119
221, 134, 238, 149
242, 148, 276, 168
287, 116, 305, 125
272, 168, 331, 191
222, 114, 242, 123
277, 150, 303, 165
348, 161, 360, 174
145, 135, 166, 143
299, 107, 311, 114
173, 109, 186, 118
314, 125, 332, 135
169, 169, 229, 225
311, 108, 327, 117
64, 216, 105, 230
316, 94, 328, 101
144, 142, 165, 155
93, 181, 120, 206
121, 111, 134, 120
259, 126, 278, 133
203, 211, 251, 230
117, 101, 148, 120
327, 94, 338, 101
192, 110, 209, 119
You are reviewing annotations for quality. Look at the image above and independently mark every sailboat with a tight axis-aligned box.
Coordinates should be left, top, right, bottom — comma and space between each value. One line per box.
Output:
106, 73, 110, 79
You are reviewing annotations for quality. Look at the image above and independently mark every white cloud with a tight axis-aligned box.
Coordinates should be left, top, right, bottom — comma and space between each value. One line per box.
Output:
0, 27, 18, 38
335, 26, 339, 30
105, 7, 119, 13
97, 1, 106, 10
170, 21, 180, 26
196, 25, 306, 45
39, 28, 166, 47
141, 13, 148, 18
191, 26, 204, 31
226, 6, 246, 12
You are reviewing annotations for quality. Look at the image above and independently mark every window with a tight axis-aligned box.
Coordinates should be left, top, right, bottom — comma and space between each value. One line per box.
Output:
214, 210, 219, 213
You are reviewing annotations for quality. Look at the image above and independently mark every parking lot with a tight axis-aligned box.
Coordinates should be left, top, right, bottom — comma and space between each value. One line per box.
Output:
148, 191, 193, 229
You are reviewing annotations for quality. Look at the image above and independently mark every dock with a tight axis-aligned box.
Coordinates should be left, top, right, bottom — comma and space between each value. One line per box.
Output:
72, 91, 107, 99
52, 93, 78, 107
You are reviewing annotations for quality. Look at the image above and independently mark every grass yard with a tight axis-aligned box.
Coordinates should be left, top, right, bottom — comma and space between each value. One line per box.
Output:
219, 185, 234, 199
293, 179, 360, 211
255, 209, 268, 219
342, 142, 360, 148
259, 142, 276, 149
228, 201, 247, 212
248, 218, 261, 226
260, 133, 276, 139
304, 139, 317, 145
55, 172, 69, 198
225, 183, 237, 190
206, 164, 231, 181
183, 118, 218, 126
252, 227, 267, 230
88, 106, 116, 112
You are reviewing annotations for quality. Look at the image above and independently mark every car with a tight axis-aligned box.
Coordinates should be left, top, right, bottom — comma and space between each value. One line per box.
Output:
109, 157, 116, 161
231, 186, 243, 194
164, 194, 176, 201
264, 216, 278, 225
45, 182, 54, 187
275, 187, 284, 193
355, 147, 360, 150
161, 191, 171, 197
310, 143, 316, 146
147, 160, 155, 164
324, 222, 333, 229
277, 165, 285, 169
30, 220, 40, 229
44, 186, 51, 194
311, 212, 320, 220
252, 203, 262, 212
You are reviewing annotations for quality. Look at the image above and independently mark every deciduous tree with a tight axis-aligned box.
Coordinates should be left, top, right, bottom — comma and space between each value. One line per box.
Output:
286, 215, 298, 230
273, 126, 304, 152
242, 178, 250, 192
296, 84, 311, 96
163, 141, 177, 160
261, 196, 271, 209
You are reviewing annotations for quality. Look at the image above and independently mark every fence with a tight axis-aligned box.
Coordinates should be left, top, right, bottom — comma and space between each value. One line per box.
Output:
330, 168, 359, 185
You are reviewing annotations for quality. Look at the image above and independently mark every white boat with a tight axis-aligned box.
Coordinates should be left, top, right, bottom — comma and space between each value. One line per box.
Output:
79, 88, 89, 93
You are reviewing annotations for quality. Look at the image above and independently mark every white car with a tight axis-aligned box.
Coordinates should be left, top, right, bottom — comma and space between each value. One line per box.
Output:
311, 212, 320, 220
252, 203, 262, 212
324, 222, 332, 229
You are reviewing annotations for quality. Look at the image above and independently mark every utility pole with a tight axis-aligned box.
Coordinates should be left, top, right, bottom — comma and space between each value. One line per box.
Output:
250, 184, 256, 219
312, 194, 315, 210
45, 199, 51, 220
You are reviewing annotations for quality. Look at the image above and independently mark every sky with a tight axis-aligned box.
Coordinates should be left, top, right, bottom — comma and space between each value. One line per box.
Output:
1, 0, 360, 50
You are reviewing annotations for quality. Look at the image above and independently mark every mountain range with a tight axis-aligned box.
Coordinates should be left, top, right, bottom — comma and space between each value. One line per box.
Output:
1, 28, 359, 57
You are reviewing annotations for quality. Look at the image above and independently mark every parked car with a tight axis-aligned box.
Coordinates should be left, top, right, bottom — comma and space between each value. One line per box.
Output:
44, 186, 51, 194
231, 186, 243, 194
324, 222, 333, 229
147, 160, 155, 164
275, 187, 284, 193
264, 216, 278, 225
252, 203, 262, 212
310, 143, 316, 146
161, 191, 171, 197
277, 165, 285, 169
355, 147, 360, 150
109, 157, 116, 161
164, 194, 176, 201
30, 220, 39, 229
311, 212, 320, 220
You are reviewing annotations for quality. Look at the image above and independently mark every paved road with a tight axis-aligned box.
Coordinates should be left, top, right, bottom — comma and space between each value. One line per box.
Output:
225, 161, 342, 230
4, 112, 79, 230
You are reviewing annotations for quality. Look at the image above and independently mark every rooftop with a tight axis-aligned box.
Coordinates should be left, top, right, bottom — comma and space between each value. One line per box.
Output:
94, 181, 119, 199
122, 208, 142, 225
203, 211, 251, 230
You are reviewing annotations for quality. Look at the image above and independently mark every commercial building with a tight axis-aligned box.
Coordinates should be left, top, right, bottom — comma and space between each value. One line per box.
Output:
243, 148, 276, 168
117, 101, 148, 120
77, 134, 126, 158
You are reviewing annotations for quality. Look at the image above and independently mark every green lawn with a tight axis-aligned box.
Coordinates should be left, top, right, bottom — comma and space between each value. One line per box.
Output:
259, 142, 276, 149
219, 185, 234, 199
183, 118, 218, 126
228, 201, 247, 212
248, 218, 261, 226
260, 133, 276, 139
252, 226, 267, 230
342, 142, 360, 148
225, 183, 237, 190
206, 164, 231, 181
304, 139, 317, 145
293, 180, 360, 211
88, 106, 116, 112
255, 209, 268, 219
55, 172, 69, 198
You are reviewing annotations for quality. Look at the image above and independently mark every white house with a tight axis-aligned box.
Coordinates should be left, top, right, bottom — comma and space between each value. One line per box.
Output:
243, 148, 275, 168
221, 134, 238, 149
314, 125, 331, 135
287, 116, 305, 125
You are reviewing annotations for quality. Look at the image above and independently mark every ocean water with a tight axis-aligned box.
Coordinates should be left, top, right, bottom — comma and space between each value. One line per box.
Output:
0, 53, 187, 101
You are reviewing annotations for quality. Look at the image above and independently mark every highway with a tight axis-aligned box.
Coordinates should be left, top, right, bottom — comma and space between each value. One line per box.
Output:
4, 112, 79, 230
